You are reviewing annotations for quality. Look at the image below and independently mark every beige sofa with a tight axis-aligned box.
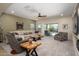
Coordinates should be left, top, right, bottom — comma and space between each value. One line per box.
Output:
9, 30, 34, 40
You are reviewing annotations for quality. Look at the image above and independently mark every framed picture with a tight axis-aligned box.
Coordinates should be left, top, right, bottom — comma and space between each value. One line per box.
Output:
16, 22, 23, 30
63, 24, 68, 30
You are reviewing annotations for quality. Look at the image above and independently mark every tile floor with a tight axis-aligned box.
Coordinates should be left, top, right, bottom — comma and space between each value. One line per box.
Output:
0, 36, 75, 56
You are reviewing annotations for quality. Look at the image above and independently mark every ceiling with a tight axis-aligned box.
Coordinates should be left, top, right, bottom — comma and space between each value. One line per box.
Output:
0, 3, 11, 15
0, 3, 77, 20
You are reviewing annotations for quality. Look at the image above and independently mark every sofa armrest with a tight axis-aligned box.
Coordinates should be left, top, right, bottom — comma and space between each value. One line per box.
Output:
19, 39, 28, 44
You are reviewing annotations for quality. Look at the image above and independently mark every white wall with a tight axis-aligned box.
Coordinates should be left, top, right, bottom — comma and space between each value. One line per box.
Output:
36, 16, 73, 40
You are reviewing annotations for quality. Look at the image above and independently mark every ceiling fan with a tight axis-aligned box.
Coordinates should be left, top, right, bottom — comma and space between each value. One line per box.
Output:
38, 13, 47, 17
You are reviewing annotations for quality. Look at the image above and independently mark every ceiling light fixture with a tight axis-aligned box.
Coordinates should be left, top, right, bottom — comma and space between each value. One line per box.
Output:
24, 5, 38, 13
60, 14, 64, 16
11, 10, 15, 14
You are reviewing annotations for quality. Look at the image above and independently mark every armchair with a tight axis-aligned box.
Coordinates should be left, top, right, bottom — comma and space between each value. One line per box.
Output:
5, 33, 27, 54
54, 32, 68, 41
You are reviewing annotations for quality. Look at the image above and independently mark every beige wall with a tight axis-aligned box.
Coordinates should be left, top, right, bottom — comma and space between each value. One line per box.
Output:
0, 14, 35, 32
36, 16, 73, 40
0, 14, 73, 40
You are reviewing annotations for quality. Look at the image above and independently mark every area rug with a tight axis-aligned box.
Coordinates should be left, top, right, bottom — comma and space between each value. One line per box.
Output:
0, 46, 9, 56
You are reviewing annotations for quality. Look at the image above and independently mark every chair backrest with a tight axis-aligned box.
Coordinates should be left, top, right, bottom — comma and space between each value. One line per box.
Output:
6, 33, 19, 49
6, 33, 24, 53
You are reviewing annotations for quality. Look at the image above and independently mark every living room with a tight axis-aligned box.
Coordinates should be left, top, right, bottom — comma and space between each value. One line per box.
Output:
0, 3, 78, 56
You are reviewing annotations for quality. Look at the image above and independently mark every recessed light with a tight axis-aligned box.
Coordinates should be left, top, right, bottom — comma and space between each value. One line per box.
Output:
11, 10, 15, 14
60, 14, 64, 16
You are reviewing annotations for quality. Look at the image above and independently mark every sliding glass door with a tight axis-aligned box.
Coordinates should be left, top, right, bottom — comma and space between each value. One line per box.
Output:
47, 24, 58, 36
36, 23, 58, 36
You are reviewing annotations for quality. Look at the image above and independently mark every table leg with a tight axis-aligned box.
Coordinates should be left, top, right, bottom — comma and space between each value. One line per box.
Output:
31, 48, 38, 56
25, 48, 38, 56
25, 49, 29, 56
34, 48, 38, 56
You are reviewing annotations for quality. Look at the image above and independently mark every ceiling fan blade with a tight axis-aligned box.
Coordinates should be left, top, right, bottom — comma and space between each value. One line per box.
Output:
38, 13, 46, 17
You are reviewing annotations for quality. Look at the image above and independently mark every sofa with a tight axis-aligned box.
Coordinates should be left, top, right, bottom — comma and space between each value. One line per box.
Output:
54, 32, 68, 41
9, 30, 33, 40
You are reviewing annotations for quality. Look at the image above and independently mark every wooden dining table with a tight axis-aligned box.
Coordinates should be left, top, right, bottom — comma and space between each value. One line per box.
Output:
20, 41, 41, 56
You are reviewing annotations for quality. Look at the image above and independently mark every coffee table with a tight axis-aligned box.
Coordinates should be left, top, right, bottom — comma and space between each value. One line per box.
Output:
20, 41, 41, 56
